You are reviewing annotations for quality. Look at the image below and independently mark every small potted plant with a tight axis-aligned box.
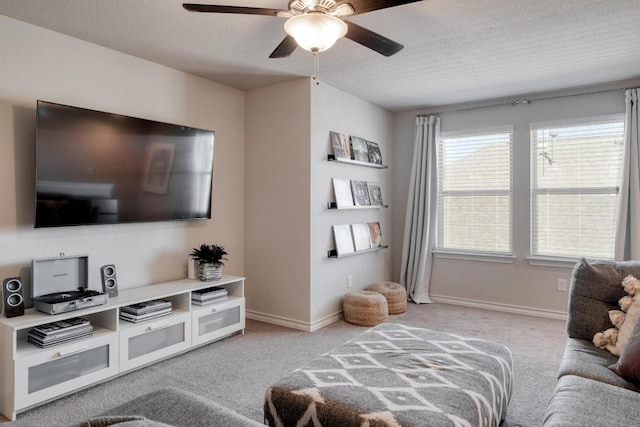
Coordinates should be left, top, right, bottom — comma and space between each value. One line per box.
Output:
189, 243, 228, 281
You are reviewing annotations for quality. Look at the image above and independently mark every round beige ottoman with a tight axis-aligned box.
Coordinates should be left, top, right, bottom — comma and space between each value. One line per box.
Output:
343, 291, 388, 327
366, 282, 407, 314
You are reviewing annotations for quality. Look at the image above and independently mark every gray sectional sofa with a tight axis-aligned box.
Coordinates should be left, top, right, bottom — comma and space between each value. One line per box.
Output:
543, 259, 640, 426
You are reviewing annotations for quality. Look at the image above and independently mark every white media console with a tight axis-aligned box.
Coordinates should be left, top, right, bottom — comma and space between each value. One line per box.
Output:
0, 275, 245, 421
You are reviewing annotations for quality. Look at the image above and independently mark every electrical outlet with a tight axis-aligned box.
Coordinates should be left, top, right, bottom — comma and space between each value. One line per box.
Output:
557, 279, 567, 292
347, 275, 353, 288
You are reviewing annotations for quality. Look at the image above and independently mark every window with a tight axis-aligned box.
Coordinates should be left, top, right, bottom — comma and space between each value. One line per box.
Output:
436, 129, 513, 255
530, 116, 625, 259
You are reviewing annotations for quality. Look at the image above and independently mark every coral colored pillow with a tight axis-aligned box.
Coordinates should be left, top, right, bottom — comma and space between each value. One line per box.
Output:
611, 315, 640, 383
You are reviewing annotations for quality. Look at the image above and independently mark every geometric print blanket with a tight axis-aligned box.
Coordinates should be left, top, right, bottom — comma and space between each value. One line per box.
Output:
264, 323, 513, 427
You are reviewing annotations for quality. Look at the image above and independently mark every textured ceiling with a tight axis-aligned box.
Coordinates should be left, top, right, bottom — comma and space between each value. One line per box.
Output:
1, 0, 639, 111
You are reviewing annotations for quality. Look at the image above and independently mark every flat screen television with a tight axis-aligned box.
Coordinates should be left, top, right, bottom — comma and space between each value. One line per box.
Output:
35, 100, 215, 228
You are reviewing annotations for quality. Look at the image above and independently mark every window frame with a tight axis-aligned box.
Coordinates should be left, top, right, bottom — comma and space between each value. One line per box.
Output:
528, 114, 625, 262
435, 126, 514, 258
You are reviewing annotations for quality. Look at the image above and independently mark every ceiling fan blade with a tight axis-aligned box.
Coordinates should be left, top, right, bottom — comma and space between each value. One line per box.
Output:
342, 0, 423, 15
269, 35, 298, 58
344, 21, 403, 56
182, 4, 285, 16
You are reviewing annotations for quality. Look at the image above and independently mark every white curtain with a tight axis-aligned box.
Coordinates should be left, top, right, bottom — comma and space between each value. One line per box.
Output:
399, 115, 440, 303
615, 88, 640, 260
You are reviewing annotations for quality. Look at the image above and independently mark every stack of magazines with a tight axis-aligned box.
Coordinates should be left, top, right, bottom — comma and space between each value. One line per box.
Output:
192, 287, 228, 306
120, 300, 172, 323
28, 317, 93, 348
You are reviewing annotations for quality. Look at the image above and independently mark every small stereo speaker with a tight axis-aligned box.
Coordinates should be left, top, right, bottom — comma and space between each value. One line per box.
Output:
3, 277, 25, 318
100, 264, 118, 297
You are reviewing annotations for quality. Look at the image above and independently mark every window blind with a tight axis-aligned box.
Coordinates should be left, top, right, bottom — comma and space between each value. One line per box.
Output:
437, 130, 513, 254
530, 117, 625, 259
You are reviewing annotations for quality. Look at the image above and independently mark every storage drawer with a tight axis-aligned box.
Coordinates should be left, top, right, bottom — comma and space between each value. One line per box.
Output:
119, 312, 191, 372
14, 332, 118, 410
192, 297, 245, 346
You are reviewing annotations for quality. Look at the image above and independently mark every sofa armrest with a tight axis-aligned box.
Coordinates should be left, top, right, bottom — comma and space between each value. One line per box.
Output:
98, 388, 264, 427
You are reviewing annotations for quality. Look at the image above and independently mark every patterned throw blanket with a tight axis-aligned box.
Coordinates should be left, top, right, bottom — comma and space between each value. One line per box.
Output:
265, 323, 513, 427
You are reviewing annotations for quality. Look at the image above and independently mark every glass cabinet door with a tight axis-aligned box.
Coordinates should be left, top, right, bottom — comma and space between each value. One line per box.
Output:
119, 312, 191, 372
15, 333, 119, 410
192, 298, 245, 346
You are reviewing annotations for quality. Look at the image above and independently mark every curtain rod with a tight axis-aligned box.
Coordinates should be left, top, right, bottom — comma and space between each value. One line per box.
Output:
418, 86, 630, 117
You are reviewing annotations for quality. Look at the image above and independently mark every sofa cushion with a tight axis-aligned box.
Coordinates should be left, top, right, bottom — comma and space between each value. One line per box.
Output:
96, 388, 263, 427
566, 258, 640, 341
543, 375, 640, 426
611, 315, 640, 383
558, 338, 640, 392
75, 416, 170, 427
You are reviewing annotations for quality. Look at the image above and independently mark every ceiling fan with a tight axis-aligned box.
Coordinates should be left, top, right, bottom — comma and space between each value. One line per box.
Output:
182, 0, 423, 58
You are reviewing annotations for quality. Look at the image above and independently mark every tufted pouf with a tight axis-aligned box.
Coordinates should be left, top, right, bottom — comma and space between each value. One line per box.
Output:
366, 281, 407, 314
343, 291, 388, 326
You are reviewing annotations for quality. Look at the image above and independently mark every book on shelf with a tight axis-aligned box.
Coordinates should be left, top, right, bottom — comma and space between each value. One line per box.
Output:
332, 178, 355, 208
368, 221, 383, 248
120, 307, 172, 318
29, 326, 93, 340
333, 224, 355, 255
28, 326, 93, 347
120, 307, 173, 321
30, 317, 90, 336
121, 300, 172, 316
366, 140, 383, 164
28, 331, 94, 348
367, 182, 384, 206
29, 324, 93, 340
192, 287, 227, 301
352, 223, 372, 251
350, 136, 369, 162
330, 131, 351, 159
350, 180, 371, 206
192, 295, 229, 306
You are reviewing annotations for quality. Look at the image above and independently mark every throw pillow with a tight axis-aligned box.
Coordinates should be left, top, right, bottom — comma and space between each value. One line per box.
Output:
611, 315, 640, 383
593, 275, 640, 356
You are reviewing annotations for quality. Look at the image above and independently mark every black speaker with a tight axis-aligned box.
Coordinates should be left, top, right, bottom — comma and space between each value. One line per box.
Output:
100, 264, 118, 297
3, 277, 24, 318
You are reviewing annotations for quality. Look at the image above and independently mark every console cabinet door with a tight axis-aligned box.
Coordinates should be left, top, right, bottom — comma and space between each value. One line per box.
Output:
192, 298, 245, 347
14, 333, 118, 410
119, 312, 191, 373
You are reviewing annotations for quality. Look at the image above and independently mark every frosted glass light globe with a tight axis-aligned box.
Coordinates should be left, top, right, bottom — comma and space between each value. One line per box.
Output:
284, 13, 348, 52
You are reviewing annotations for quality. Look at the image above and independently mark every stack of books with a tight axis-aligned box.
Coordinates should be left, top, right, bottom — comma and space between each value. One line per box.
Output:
192, 287, 228, 306
120, 300, 172, 323
28, 317, 93, 348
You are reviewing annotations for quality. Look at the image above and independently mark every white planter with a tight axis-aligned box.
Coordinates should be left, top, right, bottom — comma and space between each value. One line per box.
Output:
198, 263, 223, 281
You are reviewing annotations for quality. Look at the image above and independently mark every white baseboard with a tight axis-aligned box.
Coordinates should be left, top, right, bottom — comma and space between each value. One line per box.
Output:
430, 294, 567, 321
247, 297, 566, 331
245, 310, 342, 332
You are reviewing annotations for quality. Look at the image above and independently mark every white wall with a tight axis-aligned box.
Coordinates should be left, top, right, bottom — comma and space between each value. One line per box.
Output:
245, 79, 393, 330
310, 82, 394, 328
245, 79, 312, 327
0, 16, 245, 299
392, 84, 639, 316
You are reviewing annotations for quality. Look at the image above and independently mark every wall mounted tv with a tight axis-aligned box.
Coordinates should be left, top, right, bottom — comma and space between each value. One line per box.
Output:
35, 100, 215, 228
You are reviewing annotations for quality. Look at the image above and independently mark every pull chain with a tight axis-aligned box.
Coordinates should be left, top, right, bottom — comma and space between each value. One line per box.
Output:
312, 49, 320, 85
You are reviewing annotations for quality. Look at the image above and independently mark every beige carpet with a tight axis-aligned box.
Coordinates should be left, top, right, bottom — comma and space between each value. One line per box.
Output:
0, 302, 566, 427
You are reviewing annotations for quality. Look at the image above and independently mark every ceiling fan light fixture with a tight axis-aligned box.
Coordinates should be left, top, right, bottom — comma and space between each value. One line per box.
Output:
284, 13, 348, 52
